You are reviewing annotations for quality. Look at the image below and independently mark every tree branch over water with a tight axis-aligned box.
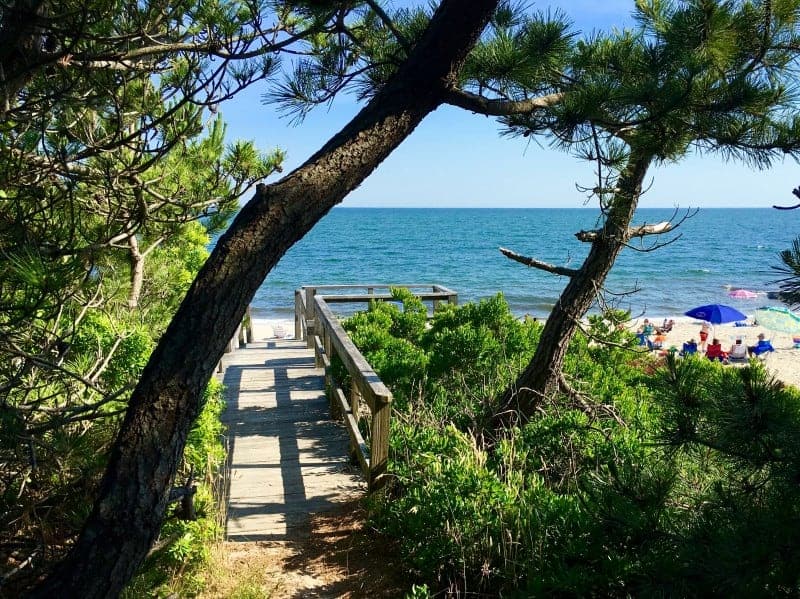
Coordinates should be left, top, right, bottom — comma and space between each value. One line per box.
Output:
574, 220, 674, 242
499, 247, 579, 277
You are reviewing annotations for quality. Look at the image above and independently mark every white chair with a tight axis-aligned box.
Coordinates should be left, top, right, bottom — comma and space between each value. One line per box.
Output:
728, 337, 749, 363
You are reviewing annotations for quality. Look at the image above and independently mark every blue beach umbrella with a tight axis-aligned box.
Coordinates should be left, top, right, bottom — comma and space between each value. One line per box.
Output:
684, 304, 748, 324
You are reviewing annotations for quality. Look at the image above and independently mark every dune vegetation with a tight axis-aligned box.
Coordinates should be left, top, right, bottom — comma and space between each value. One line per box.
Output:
340, 290, 800, 596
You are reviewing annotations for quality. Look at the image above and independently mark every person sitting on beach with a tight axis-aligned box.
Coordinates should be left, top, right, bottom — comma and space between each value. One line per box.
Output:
705, 338, 726, 362
728, 338, 748, 362
652, 332, 666, 350
681, 339, 698, 356
748, 333, 775, 357
642, 319, 655, 336
698, 323, 710, 351
658, 318, 675, 334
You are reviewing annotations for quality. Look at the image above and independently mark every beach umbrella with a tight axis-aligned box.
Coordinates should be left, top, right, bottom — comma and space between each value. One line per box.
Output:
685, 304, 748, 324
754, 306, 800, 335
728, 288, 758, 299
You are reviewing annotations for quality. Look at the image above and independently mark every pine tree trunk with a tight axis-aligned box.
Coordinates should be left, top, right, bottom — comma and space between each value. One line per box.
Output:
29, 2, 499, 597
494, 150, 653, 431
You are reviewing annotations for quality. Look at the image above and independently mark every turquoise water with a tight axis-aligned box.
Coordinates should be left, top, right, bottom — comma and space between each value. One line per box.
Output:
249, 208, 800, 319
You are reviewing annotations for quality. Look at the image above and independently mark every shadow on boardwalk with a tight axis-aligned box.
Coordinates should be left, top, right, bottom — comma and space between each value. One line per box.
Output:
219, 339, 365, 542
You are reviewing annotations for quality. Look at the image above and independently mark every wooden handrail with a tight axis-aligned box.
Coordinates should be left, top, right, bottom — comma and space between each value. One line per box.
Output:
294, 284, 458, 491
313, 295, 392, 491
216, 306, 254, 373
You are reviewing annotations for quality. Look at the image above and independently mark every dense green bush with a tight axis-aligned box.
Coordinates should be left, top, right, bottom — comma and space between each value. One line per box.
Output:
345, 295, 800, 596
0, 222, 231, 595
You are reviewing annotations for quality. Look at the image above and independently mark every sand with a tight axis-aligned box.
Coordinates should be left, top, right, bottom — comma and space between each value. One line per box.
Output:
633, 316, 800, 390
252, 317, 296, 341
252, 316, 800, 391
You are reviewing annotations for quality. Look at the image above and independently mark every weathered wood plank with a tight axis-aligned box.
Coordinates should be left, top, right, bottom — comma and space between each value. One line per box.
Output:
219, 339, 365, 541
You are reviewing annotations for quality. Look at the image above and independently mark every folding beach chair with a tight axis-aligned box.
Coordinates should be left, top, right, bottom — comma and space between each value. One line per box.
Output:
728, 336, 749, 364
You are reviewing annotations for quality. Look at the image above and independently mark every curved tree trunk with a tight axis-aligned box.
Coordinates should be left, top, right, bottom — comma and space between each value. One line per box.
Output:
493, 149, 653, 431
30, 2, 499, 596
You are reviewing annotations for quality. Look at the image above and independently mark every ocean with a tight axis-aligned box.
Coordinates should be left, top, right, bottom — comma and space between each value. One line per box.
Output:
247, 207, 800, 320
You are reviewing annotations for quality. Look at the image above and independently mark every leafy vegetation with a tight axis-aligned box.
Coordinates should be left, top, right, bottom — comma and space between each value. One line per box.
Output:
344, 293, 800, 596
775, 236, 800, 308
0, 219, 229, 594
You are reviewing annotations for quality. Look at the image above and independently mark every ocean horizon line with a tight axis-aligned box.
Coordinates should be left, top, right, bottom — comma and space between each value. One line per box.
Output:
333, 205, 775, 210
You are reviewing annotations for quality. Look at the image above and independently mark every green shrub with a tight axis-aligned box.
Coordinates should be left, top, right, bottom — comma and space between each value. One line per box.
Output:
345, 295, 800, 595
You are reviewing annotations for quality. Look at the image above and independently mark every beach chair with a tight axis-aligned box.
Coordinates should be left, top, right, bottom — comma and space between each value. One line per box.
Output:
705, 343, 726, 362
750, 337, 775, 361
728, 337, 749, 364
680, 341, 697, 357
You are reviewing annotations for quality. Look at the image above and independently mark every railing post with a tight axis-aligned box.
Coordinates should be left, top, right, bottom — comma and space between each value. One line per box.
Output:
349, 384, 361, 461
245, 305, 253, 343
369, 396, 390, 491
305, 286, 316, 349
294, 290, 303, 340
225, 326, 238, 353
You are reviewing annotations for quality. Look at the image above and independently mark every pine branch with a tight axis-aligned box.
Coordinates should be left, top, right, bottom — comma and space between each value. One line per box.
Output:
444, 88, 564, 116
499, 246, 579, 277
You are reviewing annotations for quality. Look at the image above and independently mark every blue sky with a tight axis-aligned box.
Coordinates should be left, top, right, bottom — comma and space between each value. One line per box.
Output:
221, 1, 800, 209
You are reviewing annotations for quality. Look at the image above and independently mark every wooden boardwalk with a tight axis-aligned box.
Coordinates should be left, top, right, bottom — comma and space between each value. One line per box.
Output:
219, 338, 365, 541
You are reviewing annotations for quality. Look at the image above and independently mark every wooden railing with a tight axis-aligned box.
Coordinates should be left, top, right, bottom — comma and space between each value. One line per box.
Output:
216, 306, 254, 373
295, 284, 458, 346
294, 284, 457, 491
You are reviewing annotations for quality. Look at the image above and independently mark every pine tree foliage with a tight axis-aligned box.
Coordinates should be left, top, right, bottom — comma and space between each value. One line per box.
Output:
499, 0, 800, 170
458, 0, 800, 411
649, 355, 800, 594
775, 236, 800, 307
0, 0, 356, 583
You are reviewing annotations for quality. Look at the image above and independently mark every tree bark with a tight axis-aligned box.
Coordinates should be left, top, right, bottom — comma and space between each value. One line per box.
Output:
29, 1, 499, 597
127, 233, 144, 310
493, 149, 653, 431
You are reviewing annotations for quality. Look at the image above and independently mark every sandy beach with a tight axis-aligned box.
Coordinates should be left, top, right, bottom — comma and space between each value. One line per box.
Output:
252, 317, 296, 342
632, 316, 800, 390
252, 316, 800, 391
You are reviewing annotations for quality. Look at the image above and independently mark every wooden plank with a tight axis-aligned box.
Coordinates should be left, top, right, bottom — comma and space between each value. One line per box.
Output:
313, 335, 324, 368
369, 399, 390, 491
301, 283, 441, 291
294, 290, 304, 340
220, 339, 365, 541
320, 292, 455, 304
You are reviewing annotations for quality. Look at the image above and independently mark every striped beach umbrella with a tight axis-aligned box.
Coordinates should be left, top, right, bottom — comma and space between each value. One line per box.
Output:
754, 306, 800, 335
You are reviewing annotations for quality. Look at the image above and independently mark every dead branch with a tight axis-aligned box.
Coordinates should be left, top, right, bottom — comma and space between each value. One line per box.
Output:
575, 220, 674, 242
0, 547, 41, 585
499, 247, 580, 277
774, 186, 800, 209
558, 373, 628, 427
